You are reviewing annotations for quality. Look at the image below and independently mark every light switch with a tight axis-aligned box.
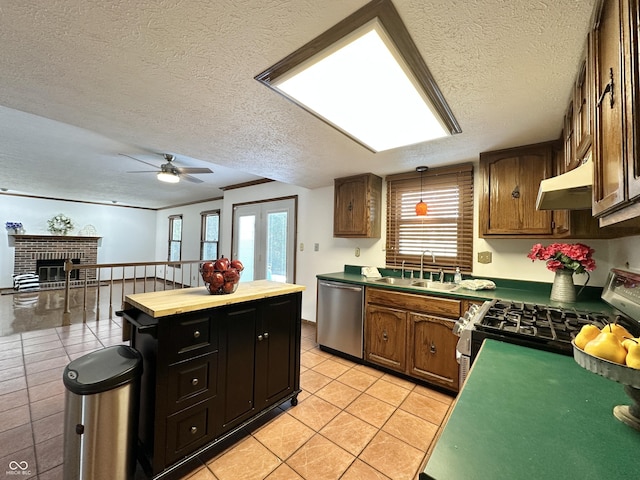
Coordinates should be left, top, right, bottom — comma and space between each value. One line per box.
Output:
300, 243, 304, 251
314, 243, 319, 251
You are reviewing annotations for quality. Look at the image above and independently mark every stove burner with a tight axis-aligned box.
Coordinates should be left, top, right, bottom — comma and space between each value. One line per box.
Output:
476, 301, 612, 345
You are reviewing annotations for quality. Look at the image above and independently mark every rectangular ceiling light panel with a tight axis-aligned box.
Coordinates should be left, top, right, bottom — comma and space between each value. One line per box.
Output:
256, 0, 460, 153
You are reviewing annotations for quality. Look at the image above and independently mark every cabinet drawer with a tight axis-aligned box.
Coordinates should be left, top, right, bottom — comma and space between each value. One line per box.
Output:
366, 288, 461, 318
167, 353, 218, 414
165, 315, 217, 363
165, 399, 216, 465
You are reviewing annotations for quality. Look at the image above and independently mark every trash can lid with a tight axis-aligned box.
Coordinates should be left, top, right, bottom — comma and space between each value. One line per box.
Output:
63, 345, 142, 395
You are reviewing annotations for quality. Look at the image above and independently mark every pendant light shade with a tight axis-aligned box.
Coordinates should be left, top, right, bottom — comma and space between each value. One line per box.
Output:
415, 166, 428, 216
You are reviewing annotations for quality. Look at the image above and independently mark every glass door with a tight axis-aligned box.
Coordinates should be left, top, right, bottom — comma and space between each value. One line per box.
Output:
233, 198, 296, 283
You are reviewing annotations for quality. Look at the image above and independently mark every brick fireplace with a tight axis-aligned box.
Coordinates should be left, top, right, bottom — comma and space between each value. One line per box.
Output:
12, 234, 101, 288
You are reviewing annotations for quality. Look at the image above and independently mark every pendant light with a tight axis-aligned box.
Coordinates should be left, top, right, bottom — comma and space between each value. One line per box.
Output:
415, 166, 428, 216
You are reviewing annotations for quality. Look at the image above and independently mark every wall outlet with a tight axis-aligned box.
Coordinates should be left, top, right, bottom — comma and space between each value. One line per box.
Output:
478, 251, 492, 264
355, 247, 360, 257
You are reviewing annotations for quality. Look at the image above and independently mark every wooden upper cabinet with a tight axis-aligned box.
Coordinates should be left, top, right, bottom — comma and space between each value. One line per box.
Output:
479, 142, 556, 237
333, 173, 382, 238
592, 0, 640, 224
574, 44, 593, 165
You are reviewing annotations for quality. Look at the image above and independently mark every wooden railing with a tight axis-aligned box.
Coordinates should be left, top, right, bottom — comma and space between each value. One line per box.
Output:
62, 259, 207, 322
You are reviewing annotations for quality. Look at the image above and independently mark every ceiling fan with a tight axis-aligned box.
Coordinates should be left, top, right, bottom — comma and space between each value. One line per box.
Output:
120, 153, 213, 184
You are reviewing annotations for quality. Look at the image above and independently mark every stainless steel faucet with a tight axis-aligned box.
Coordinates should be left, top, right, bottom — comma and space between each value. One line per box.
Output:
401, 260, 406, 278
439, 268, 445, 283
420, 250, 435, 280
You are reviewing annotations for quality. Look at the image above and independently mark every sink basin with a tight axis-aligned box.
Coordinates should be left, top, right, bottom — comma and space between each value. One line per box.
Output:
411, 280, 459, 291
373, 277, 412, 285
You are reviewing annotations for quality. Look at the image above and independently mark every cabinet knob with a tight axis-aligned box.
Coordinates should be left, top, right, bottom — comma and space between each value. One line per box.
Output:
382, 331, 388, 341
511, 186, 520, 199
190, 426, 198, 434
193, 330, 201, 339
430, 343, 437, 354
263, 332, 269, 339
258, 334, 263, 341
191, 378, 199, 386
597, 67, 615, 109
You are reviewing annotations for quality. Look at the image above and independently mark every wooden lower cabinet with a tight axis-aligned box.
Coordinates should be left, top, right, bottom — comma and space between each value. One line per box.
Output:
366, 305, 407, 371
365, 288, 461, 392
126, 292, 302, 478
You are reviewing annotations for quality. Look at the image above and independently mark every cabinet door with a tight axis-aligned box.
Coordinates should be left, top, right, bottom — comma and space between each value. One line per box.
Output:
365, 305, 406, 372
334, 176, 367, 236
480, 143, 554, 236
408, 313, 459, 392
255, 295, 298, 408
593, 0, 628, 215
217, 304, 258, 433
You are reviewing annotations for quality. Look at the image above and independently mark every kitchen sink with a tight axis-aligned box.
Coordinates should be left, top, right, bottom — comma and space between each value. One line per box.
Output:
373, 277, 413, 285
411, 280, 459, 291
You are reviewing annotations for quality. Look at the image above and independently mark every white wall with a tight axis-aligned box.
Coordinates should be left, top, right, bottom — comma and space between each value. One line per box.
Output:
0, 195, 157, 287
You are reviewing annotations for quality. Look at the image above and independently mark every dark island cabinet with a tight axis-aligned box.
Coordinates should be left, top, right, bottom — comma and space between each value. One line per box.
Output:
125, 291, 302, 479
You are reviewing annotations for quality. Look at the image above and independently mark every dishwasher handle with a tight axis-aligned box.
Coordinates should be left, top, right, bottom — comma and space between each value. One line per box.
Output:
319, 281, 363, 292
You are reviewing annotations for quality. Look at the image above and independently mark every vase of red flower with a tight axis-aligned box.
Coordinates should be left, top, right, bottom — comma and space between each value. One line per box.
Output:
527, 243, 596, 303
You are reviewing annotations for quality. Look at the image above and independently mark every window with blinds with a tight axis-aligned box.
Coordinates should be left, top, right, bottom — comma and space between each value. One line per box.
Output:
386, 164, 474, 273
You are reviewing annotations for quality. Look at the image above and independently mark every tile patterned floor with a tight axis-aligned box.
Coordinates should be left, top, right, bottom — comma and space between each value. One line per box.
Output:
0, 308, 454, 480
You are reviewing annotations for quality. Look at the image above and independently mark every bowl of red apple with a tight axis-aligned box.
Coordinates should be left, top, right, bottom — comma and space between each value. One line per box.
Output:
200, 257, 244, 295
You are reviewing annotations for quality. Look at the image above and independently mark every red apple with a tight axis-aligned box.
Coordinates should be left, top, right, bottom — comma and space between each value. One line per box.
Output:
208, 283, 220, 294
201, 261, 215, 274
230, 259, 244, 272
224, 268, 240, 283
214, 257, 230, 271
210, 272, 224, 289
222, 281, 235, 294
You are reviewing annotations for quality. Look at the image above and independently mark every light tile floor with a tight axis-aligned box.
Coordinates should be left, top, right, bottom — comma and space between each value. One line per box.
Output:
0, 295, 454, 480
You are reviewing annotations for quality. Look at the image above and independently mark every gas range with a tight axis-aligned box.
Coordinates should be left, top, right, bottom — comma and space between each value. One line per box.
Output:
454, 268, 640, 385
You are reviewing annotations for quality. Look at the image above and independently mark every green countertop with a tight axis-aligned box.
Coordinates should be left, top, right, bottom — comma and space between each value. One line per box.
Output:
317, 269, 612, 313
422, 340, 640, 480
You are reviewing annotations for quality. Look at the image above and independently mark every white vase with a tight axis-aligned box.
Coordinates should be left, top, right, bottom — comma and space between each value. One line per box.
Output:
550, 269, 575, 303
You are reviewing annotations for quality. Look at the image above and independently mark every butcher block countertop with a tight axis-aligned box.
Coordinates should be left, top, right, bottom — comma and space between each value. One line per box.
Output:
124, 280, 305, 318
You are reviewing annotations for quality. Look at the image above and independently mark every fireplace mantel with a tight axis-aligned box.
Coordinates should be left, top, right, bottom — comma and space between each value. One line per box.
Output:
10, 234, 102, 240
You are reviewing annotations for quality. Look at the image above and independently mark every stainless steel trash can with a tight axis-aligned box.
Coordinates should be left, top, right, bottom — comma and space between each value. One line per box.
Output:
63, 345, 142, 480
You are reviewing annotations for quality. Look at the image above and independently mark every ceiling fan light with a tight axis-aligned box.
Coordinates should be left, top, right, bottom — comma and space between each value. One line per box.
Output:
157, 171, 179, 183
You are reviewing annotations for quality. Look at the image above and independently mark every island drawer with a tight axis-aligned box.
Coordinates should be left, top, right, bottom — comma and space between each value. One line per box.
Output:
165, 398, 217, 465
161, 313, 218, 364
167, 353, 218, 414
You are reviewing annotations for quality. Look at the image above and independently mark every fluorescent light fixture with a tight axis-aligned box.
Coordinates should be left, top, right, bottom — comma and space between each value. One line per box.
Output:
157, 171, 180, 183
255, 0, 460, 152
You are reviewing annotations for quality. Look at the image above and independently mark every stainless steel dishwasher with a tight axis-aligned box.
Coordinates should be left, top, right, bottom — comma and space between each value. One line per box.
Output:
317, 280, 364, 359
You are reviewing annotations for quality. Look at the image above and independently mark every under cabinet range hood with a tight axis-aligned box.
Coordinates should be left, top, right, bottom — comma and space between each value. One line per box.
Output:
535, 155, 593, 210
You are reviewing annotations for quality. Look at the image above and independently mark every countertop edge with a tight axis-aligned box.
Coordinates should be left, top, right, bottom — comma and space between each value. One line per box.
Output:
125, 280, 305, 318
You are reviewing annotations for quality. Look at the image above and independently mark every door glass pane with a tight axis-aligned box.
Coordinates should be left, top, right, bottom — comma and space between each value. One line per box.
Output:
266, 211, 287, 282
238, 215, 256, 281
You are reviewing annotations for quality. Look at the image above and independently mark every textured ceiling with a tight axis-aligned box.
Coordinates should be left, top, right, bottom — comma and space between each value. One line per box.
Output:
0, 0, 597, 208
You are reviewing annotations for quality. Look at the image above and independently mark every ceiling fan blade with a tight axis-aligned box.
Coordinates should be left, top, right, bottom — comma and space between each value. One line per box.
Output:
119, 153, 159, 169
126, 170, 156, 173
180, 174, 204, 184
176, 167, 213, 174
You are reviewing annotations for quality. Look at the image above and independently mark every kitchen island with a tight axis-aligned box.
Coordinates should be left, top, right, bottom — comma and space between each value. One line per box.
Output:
421, 339, 640, 479
121, 280, 305, 479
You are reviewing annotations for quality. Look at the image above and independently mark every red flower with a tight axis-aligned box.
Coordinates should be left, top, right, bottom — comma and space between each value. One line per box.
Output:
527, 242, 596, 274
